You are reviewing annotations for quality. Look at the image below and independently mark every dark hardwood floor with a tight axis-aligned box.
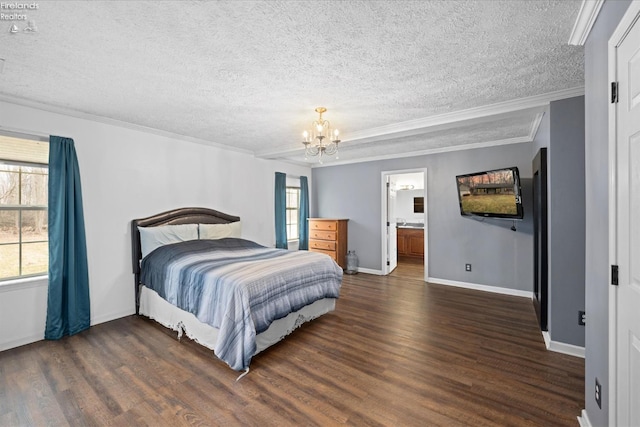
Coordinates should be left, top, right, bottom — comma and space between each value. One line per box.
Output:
390, 257, 424, 281
0, 272, 584, 426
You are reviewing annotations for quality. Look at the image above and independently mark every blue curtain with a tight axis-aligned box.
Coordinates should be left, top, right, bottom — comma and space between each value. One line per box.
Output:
275, 172, 288, 249
298, 176, 309, 250
45, 136, 90, 340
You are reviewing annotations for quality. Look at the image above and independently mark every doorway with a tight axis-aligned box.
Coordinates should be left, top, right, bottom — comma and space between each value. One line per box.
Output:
381, 169, 428, 280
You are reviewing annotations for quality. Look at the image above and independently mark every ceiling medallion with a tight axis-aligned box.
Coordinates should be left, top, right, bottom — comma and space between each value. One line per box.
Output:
301, 107, 341, 164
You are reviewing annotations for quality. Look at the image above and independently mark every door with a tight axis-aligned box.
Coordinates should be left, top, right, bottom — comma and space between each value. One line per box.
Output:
614, 10, 640, 425
533, 148, 548, 331
386, 179, 398, 273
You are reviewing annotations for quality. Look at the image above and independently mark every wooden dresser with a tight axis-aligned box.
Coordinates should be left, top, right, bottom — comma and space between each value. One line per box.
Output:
308, 218, 348, 269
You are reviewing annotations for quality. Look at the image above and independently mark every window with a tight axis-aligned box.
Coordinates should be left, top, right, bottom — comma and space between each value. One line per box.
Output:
0, 134, 49, 281
286, 186, 300, 241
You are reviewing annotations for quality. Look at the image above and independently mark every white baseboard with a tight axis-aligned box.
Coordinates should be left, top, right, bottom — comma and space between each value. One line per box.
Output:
427, 277, 534, 299
91, 308, 135, 327
542, 331, 585, 358
0, 333, 44, 352
542, 330, 551, 348
425, 278, 586, 359
577, 409, 592, 427
0, 309, 135, 353
356, 267, 384, 275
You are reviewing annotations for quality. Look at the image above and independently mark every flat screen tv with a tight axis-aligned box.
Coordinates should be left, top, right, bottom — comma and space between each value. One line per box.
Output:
456, 167, 523, 219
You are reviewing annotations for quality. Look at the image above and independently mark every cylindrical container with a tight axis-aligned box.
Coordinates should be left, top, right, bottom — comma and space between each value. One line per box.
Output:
345, 250, 358, 275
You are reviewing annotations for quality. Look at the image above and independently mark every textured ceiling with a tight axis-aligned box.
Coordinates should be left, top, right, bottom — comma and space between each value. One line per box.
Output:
0, 1, 583, 166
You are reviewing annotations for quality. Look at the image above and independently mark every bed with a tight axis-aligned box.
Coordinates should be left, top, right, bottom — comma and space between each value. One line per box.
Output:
131, 207, 343, 376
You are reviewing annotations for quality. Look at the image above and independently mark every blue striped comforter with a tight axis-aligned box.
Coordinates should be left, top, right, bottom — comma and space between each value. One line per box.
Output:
140, 238, 342, 370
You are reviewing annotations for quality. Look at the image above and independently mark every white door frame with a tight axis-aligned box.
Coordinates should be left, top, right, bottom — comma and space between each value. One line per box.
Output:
386, 177, 398, 273
608, 3, 640, 425
380, 168, 429, 280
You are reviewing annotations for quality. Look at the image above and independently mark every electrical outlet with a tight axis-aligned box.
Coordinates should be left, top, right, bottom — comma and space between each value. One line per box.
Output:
465, 263, 472, 272
595, 378, 602, 409
579, 311, 586, 326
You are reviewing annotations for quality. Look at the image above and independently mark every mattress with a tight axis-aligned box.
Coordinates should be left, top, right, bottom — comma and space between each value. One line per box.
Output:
139, 285, 336, 357
139, 238, 342, 371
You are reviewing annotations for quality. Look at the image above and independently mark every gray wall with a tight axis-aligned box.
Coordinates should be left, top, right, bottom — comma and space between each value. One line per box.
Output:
526, 96, 587, 348
312, 143, 534, 293
584, 1, 631, 425
313, 96, 588, 350
549, 96, 586, 347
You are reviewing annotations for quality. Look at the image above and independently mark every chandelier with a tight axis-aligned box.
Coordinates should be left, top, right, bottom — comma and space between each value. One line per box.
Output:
301, 107, 341, 163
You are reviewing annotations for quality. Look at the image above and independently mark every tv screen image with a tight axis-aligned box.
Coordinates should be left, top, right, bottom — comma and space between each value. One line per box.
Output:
456, 167, 523, 219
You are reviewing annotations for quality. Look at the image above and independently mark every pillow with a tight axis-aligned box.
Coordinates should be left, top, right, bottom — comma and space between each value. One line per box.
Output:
138, 224, 198, 259
199, 221, 242, 240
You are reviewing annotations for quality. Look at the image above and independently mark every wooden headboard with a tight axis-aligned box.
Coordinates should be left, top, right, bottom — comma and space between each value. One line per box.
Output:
131, 207, 240, 314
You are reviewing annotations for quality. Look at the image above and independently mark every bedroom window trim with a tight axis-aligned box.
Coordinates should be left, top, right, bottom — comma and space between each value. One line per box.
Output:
0, 133, 49, 283
286, 186, 300, 241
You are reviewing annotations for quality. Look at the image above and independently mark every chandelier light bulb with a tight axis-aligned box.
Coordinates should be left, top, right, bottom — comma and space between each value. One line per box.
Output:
300, 107, 342, 163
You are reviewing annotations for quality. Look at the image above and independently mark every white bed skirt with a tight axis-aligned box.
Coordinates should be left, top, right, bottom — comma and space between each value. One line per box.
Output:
139, 285, 336, 356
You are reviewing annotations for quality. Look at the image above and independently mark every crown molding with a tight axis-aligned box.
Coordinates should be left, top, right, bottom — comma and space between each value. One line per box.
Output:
568, 0, 605, 46
257, 87, 583, 159
0, 93, 253, 155
1, 85, 579, 167
341, 87, 582, 143
528, 112, 546, 140
310, 136, 532, 168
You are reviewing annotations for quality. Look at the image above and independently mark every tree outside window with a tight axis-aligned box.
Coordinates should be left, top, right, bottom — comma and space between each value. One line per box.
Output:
0, 135, 49, 281
286, 187, 300, 241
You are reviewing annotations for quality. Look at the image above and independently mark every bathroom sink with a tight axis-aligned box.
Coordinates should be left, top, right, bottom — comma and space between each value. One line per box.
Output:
397, 223, 424, 229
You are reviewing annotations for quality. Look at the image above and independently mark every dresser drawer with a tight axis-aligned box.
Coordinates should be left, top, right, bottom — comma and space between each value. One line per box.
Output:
310, 230, 336, 241
310, 248, 337, 262
310, 221, 337, 231
310, 239, 336, 251
307, 218, 348, 269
